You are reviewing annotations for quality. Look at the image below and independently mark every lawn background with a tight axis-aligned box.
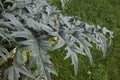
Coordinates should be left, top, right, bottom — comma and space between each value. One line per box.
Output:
50, 0, 120, 80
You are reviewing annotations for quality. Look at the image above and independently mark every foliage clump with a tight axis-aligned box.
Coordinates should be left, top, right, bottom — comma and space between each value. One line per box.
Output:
0, 0, 113, 80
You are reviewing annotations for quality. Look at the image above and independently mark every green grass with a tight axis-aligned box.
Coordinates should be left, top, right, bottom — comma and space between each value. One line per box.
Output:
50, 0, 120, 80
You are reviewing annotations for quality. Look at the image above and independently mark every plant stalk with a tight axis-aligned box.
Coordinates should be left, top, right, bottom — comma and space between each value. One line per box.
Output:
0, 48, 16, 66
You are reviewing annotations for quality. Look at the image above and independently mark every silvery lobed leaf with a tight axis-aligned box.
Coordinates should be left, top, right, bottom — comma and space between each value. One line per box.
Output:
2, 13, 24, 30
64, 46, 78, 75
4, 65, 20, 80
0, 47, 9, 61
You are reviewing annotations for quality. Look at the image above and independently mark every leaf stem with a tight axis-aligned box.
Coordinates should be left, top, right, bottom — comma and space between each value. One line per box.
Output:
0, 1, 4, 11
0, 48, 16, 66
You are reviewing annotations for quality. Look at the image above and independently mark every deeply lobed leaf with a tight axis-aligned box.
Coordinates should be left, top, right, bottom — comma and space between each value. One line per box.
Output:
0, 0, 113, 80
